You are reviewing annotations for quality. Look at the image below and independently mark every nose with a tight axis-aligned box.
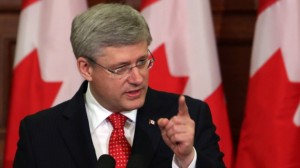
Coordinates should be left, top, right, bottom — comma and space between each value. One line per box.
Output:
127, 67, 143, 84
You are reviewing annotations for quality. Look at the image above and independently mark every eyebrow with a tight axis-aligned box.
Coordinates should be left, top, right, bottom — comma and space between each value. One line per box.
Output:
108, 54, 149, 68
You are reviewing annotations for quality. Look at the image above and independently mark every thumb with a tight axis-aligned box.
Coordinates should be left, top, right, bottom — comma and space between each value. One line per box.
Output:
178, 95, 189, 117
157, 118, 169, 129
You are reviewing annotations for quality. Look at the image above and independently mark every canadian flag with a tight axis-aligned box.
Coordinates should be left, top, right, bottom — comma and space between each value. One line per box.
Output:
235, 0, 300, 167
3, 0, 86, 167
140, 0, 233, 167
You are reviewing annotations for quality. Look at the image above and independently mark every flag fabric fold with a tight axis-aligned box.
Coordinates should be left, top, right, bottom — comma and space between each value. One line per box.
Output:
235, 0, 300, 167
140, 0, 233, 167
3, 0, 86, 167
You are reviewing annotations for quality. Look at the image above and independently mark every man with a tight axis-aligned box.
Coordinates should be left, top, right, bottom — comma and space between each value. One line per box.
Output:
13, 3, 225, 168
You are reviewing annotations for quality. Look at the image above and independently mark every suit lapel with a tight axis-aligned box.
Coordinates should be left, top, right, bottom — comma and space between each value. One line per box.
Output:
131, 109, 161, 167
59, 82, 97, 168
131, 88, 166, 167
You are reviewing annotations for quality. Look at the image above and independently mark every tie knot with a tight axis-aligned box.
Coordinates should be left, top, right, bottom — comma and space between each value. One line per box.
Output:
108, 113, 127, 129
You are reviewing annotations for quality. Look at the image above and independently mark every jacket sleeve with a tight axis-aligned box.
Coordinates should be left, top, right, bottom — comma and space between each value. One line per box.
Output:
191, 101, 225, 168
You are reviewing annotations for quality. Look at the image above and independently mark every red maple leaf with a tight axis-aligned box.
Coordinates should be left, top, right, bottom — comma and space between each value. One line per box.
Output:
239, 49, 300, 167
258, 0, 277, 14
4, 49, 62, 168
149, 44, 189, 94
140, 0, 159, 11
22, 0, 39, 10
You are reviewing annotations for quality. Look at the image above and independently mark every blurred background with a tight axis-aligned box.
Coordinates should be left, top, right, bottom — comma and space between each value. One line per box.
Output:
0, 0, 256, 167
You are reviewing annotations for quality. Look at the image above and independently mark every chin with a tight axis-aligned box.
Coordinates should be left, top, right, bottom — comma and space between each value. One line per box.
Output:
123, 98, 145, 111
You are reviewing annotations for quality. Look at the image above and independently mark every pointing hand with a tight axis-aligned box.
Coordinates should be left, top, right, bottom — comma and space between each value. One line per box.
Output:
158, 95, 195, 167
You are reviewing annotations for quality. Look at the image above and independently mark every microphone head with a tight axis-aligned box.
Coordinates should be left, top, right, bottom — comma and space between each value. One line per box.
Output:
97, 154, 116, 168
126, 154, 145, 168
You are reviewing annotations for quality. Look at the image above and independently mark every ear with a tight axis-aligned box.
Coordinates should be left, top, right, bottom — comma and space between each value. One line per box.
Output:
77, 57, 93, 81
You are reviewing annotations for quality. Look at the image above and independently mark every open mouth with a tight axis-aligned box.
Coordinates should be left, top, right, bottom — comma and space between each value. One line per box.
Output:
126, 89, 142, 98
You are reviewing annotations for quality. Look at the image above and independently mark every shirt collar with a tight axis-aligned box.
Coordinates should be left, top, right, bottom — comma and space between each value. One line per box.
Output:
85, 83, 137, 132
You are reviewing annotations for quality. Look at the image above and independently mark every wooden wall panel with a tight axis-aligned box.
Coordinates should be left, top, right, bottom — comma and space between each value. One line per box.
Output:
211, 0, 256, 11
213, 0, 256, 153
0, 141, 3, 168
0, 0, 20, 11
218, 14, 256, 42
0, 0, 257, 167
0, 12, 19, 168
218, 44, 252, 147
0, 14, 18, 128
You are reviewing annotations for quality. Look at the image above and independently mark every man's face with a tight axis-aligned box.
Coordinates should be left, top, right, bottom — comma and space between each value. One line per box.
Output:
88, 41, 150, 112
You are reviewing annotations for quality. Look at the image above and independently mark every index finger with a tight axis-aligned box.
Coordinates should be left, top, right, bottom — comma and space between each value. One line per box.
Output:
178, 95, 189, 117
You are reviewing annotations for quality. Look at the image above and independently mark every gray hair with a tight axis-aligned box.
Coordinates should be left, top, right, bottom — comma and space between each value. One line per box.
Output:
70, 3, 152, 59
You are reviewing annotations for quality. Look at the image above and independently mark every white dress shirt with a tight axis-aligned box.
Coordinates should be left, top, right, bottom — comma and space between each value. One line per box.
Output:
85, 83, 196, 168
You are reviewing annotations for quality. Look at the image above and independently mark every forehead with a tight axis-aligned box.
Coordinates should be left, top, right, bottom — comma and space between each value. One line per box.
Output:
99, 41, 148, 62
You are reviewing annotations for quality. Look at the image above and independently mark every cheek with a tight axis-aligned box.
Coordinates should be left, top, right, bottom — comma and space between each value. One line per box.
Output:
102, 80, 120, 92
91, 75, 116, 93
143, 72, 149, 84
145, 72, 149, 81
102, 78, 127, 95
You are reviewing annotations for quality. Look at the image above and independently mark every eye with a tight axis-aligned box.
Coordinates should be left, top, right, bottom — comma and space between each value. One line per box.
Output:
113, 65, 130, 74
136, 58, 148, 67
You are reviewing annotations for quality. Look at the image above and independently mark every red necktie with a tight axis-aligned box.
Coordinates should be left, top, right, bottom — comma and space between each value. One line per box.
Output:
107, 113, 131, 168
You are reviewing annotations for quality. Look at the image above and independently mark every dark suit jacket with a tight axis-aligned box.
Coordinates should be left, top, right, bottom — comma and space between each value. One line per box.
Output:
14, 81, 225, 168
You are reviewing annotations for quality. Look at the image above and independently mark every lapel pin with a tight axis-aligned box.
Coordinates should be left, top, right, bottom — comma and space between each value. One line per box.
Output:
149, 119, 155, 125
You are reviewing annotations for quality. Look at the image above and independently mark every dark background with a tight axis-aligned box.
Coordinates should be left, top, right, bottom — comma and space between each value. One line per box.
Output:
0, 0, 256, 166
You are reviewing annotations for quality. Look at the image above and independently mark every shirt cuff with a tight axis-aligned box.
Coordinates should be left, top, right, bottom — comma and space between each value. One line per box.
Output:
172, 147, 197, 168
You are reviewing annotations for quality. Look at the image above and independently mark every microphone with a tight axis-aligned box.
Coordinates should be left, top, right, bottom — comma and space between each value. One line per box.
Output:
97, 154, 116, 168
126, 154, 145, 168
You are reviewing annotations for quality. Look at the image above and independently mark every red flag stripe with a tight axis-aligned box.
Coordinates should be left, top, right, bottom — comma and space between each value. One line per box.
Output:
4, 0, 87, 167
235, 0, 300, 166
4, 49, 62, 168
235, 49, 300, 168
205, 84, 233, 168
